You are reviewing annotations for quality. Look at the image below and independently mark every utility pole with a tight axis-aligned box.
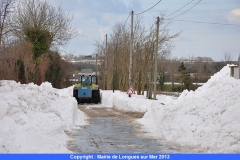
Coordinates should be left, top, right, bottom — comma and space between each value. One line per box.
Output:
112, 43, 115, 93
129, 10, 134, 89
148, 43, 154, 99
96, 53, 98, 76
105, 34, 108, 90
153, 17, 160, 100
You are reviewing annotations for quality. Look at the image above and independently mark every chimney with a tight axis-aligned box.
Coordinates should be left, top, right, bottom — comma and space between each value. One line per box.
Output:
239, 55, 240, 79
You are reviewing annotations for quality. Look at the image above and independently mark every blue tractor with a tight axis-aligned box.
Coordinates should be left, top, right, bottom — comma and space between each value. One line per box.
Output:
73, 72, 101, 104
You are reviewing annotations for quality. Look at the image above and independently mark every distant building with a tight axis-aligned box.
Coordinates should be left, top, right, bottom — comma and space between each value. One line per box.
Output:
230, 55, 240, 79
193, 57, 214, 62
84, 55, 93, 59
180, 56, 214, 63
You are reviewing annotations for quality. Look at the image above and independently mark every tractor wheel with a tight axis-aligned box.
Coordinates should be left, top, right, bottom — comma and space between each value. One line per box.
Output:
73, 90, 78, 103
99, 93, 102, 104
92, 90, 100, 104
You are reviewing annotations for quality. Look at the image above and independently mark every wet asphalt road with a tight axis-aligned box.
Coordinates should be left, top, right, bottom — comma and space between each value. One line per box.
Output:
67, 106, 184, 153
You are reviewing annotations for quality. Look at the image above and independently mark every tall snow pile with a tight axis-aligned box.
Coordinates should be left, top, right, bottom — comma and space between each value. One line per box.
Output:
0, 81, 87, 153
138, 66, 240, 152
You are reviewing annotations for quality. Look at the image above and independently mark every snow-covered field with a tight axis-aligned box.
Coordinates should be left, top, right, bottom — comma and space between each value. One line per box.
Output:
0, 65, 239, 153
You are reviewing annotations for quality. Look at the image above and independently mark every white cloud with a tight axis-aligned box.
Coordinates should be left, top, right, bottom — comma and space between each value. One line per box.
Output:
78, 29, 82, 34
74, 12, 87, 20
226, 8, 240, 24
101, 13, 127, 26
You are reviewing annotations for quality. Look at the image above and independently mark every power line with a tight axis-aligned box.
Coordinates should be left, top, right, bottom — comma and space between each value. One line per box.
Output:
123, 13, 130, 27
164, 18, 240, 27
166, 0, 194, 18
134, 0, 162, 15
169, 0, 202, 19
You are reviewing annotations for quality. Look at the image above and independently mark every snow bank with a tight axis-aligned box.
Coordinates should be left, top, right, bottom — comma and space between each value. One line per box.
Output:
100, 65, 240, 152
101, 90, 176, 113
0, 81, 87, 153
138, 66, 240, 153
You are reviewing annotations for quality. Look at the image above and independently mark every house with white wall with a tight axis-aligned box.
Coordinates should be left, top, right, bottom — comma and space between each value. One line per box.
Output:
230, 55, 240, 79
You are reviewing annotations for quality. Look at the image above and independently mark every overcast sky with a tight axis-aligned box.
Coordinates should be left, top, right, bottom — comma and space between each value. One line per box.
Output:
47, 0, 240, 61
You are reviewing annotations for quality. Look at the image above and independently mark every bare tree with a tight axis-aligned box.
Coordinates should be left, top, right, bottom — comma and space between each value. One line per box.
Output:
0, 40, 34, 82
95, 14, 179, 96
4, 0, 77, 84
0, 0, 14, 45
223, 52, 232, 63
12, 0, 76, 50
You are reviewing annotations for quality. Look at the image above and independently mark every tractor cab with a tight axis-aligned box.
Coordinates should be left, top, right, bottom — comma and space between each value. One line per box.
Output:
79, 75, 97, 86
